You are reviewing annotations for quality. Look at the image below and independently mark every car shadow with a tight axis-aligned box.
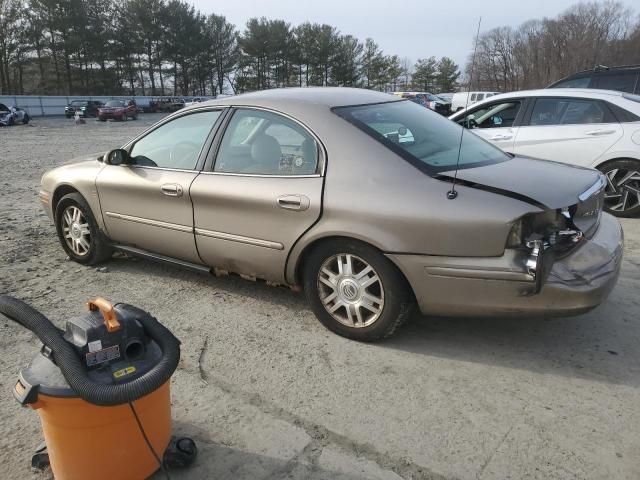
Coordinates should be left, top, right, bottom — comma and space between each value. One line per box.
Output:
106, 255, 640, 388
383, 290, 639, 387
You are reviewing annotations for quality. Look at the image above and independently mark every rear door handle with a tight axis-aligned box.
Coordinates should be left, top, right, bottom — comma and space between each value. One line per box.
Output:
277, 194, 310, 211
585, 129, 615, 136
161, 184, 183, 197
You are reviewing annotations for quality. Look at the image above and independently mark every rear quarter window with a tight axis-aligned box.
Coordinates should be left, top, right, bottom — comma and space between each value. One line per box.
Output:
591, 73, 638, 93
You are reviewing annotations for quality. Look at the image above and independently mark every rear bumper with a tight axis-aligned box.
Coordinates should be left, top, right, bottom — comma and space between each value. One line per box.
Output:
388, 213, 624, 317
99, 112, 125, 119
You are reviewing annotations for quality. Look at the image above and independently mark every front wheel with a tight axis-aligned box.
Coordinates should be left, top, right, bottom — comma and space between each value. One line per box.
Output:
55, 193, 112, 265
598, 159, 640, 218
303, 239, 414, 341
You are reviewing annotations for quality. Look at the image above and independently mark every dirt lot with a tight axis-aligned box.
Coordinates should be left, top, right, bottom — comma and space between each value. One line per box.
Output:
1, 116, 639, 480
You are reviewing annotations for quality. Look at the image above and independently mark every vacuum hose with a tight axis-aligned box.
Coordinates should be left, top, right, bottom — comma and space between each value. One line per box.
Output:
0, 295, 180, 406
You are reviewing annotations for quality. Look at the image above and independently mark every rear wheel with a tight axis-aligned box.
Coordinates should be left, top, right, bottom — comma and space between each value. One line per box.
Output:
55, 193, 112, 265
303, 239, 414, 341
598, 159, 640, 218
23, 114, 30, 124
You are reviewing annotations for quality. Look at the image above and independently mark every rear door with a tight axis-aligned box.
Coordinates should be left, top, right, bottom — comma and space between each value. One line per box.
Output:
190, 107, 324, 283
456, 99, 525, 153
512, 97, 623, 167
96, 109, 224, 262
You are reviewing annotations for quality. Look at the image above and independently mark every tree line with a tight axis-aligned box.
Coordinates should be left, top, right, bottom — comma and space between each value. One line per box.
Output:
466, 1, 640, 92
0, 0, 460, 96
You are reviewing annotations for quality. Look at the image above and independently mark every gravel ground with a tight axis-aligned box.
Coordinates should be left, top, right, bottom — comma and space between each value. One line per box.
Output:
1, 116, 639, 480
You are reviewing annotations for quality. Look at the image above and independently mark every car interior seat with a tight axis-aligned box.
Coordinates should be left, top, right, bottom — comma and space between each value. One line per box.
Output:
250, 134, 282, 174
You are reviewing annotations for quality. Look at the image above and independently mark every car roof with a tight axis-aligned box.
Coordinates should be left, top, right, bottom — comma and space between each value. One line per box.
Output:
474, 88, 626, 103
449, 88, 638, 118
191, 87, 403, 111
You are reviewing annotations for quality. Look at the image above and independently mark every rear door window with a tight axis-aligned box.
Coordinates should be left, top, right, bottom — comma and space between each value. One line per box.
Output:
214, 109, 318, 175
529, 98, 615, 125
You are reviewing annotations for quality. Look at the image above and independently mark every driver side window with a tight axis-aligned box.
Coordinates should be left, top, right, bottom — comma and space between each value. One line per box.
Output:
129, 110, 221, 169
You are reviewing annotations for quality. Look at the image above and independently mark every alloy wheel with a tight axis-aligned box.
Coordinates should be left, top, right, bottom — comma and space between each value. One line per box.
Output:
317, 253, 385, 328
604, 168, 640, 213
62, 206, 91, 256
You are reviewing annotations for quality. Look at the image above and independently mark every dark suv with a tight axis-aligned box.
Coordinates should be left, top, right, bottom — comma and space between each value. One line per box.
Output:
548, 65, 640, 94
65, 100, 103, 118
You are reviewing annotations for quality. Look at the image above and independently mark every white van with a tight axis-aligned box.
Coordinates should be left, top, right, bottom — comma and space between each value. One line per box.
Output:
451, 91, 500, 112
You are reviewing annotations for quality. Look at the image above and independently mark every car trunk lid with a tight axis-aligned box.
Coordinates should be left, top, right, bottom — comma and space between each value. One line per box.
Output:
438, 155, 602, 210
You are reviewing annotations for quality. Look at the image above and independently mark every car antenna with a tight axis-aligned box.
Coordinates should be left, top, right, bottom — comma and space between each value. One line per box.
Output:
448, 16, 482, 200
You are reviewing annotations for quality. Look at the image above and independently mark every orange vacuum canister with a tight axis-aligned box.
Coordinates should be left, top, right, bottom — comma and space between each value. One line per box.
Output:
1, 296, 196, 480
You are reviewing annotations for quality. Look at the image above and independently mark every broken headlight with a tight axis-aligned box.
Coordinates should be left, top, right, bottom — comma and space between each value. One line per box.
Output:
506, 209, 585, 293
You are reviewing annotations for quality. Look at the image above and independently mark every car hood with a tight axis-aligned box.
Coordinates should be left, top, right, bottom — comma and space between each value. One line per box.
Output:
439, 155, 601, 209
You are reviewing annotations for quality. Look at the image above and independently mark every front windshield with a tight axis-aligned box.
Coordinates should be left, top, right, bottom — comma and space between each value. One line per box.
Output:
333, 100, 510, 174
70, 100, 88, 106
105, 100, 124, 107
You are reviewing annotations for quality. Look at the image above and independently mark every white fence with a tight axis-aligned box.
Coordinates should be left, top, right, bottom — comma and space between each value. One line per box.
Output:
0, 95, 157, 116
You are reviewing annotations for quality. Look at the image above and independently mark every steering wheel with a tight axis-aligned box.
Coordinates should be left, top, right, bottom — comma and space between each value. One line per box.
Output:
169, 141, 200, 168
464, 117, 478, 129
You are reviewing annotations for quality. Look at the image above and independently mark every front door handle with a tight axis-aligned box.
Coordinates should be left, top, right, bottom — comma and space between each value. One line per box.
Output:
585, 129, 615, 136
490, 133, 513, 141
277, 194, 310, 211
161, 184, 183, 197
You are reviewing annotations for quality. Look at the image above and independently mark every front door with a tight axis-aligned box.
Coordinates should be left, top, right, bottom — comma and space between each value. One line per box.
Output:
190, 108, 324, 283
457, 99, 524, 154
512, 97, 623, 167
96, 109, 223, 263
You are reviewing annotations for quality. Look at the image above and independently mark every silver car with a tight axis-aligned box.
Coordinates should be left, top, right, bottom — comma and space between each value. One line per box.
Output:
40, 88, 623, 341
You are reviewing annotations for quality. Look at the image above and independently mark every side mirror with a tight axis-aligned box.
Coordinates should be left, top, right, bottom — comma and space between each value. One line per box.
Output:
104, 148, 130, 165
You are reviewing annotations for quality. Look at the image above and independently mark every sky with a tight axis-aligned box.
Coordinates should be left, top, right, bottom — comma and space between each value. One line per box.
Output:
193, 0, 636, 69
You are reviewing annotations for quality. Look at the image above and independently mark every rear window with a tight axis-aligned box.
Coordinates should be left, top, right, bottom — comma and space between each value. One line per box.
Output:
551, 77, 591, 88
333, 100, 510, 175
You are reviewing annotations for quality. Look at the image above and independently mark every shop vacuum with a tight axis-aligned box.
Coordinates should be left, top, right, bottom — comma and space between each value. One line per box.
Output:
0, 295, 197, 479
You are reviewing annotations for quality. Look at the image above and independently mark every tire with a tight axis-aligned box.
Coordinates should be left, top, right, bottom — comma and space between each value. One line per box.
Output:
132, 114, 138, 120
7, 116, 14, 126
121, 114, 127, 122
597, 159, 640, 218
303, 239, 414, 341
99, 117, 106, 122
23, 114, 30, 124
55, 193, 113, 265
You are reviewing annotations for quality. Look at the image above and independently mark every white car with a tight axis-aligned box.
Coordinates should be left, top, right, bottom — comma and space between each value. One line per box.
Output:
0, 103, 30, 126
450, 91, 500, 112
450, 89, 640, 217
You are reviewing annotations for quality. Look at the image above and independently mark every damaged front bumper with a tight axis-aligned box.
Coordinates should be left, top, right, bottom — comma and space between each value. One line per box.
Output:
387, 212, 623, 317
